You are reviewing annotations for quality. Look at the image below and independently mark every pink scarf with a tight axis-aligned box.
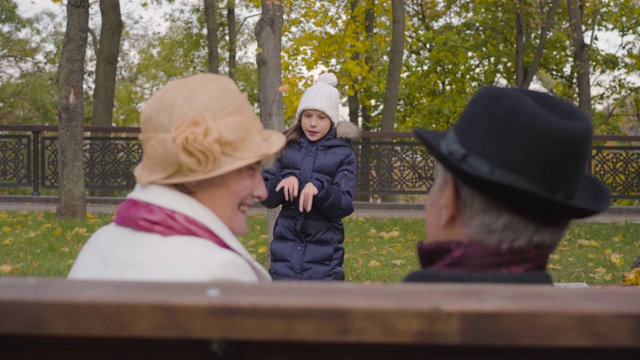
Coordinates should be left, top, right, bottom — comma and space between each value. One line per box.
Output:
417, 240, 550, 273
114, 198, 233, 251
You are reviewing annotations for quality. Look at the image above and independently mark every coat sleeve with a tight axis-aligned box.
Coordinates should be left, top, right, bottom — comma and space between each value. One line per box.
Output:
311, 150, 356, 220
261, 159, 286, 209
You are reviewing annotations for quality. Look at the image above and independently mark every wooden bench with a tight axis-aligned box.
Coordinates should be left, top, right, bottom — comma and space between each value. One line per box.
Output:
0, 277, 638, 359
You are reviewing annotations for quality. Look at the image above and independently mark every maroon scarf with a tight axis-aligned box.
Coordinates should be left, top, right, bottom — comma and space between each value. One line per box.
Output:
114, 198, 233, 251
417, 240, 550, 273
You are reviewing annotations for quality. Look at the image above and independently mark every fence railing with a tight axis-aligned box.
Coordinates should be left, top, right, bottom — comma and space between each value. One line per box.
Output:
1, 125, 640, 202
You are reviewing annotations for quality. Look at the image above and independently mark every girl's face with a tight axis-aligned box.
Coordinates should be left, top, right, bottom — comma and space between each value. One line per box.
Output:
189, 162, 266, 236
301, 109, 332, 142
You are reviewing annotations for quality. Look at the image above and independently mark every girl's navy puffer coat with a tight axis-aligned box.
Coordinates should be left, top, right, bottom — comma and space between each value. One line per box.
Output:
261, 121, 359, 281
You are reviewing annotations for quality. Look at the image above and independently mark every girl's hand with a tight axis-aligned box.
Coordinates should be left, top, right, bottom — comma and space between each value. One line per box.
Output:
299, 182, 318, 213
276, 176, 299, 201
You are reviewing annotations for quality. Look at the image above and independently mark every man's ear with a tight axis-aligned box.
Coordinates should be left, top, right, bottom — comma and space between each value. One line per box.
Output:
440, 176, 461, 227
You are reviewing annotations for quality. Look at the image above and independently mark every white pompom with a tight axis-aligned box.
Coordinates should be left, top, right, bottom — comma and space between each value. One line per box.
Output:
316, 73, 338, 87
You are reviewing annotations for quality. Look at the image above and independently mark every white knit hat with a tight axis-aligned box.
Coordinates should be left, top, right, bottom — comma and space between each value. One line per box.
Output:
295, 73, 340, 126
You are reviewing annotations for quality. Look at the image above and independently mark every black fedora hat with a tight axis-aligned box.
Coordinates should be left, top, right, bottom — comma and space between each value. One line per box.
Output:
414, 86, 610, 220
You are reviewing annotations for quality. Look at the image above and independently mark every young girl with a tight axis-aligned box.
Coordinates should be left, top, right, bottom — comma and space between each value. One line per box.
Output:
262, 73, 358, 281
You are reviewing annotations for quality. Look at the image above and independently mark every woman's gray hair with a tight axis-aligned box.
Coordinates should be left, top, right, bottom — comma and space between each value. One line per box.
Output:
435, 165, 569, 250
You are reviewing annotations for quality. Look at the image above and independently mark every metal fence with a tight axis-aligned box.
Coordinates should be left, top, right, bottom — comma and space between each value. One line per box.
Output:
1, 125, 640, 202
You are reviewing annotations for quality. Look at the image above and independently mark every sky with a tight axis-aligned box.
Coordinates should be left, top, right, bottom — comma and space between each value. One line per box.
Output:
15, 0, 61, 17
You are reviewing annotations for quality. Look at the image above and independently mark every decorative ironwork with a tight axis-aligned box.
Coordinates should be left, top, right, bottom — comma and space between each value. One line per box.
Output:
592, 145, 640, 199
41, 137, 58, 188
1, 126, 640, 202
41, 136, 141, 189
0, 135, 30, 187
354, 139, 435, 198
84, 137, 142, 189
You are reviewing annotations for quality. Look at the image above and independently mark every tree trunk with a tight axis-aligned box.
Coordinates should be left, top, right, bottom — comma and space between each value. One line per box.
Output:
348, 0, 370, 202
567, 0, 592, 117
204, 0, 219, 74
380, 0, 405, 132
227, 0, 237, 79
89, 0, 122, 197
515, 6, 525, 87
91, 0, 122, 127
378, 0, 405, 202
516, 0, 559, 89
57, 0, 89, 219
255, 0, 284, 260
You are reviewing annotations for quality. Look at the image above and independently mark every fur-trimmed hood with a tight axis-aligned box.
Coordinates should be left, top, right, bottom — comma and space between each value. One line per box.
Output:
335, 121, 360, 140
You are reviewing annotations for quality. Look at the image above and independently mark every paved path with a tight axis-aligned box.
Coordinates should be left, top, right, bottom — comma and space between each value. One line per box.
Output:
2, 200, 640, 222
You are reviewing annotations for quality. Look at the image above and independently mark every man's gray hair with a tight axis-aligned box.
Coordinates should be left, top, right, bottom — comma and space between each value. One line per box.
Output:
436, 165, 569, 250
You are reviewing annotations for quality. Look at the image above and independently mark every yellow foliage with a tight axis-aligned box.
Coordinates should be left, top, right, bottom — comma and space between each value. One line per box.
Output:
623, 268, 640, 285
378, 231, 400, 239
368, 260, 381, 267
609, 253, 624, 267
0, 264, 12, 273
576, 239, 598, 247
258, 246, 268, 254
71, 228, 87, 235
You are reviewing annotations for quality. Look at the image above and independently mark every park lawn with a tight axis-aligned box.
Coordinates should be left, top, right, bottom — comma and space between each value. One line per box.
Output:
0, 210, 638, 286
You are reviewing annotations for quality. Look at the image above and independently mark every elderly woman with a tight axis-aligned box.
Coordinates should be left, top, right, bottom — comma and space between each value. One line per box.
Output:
68, 74, 285, 283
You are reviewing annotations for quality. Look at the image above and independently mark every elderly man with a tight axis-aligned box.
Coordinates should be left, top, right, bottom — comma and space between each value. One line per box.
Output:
404, 86, 611, 284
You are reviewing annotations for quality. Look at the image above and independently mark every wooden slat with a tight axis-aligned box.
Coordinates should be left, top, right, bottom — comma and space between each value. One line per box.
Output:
0, 277, 638, 349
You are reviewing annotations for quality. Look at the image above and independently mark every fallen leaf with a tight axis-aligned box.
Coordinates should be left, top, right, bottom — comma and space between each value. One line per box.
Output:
623, 268, 640, 285
610, 253, 624, 266
576, 239, 598, 247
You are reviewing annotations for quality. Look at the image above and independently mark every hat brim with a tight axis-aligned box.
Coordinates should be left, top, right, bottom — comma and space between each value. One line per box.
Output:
137, 128, 285, 185
415, 128, 611, 220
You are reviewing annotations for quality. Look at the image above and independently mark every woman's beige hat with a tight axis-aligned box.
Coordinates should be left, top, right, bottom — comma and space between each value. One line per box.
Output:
134, 74, 286, 185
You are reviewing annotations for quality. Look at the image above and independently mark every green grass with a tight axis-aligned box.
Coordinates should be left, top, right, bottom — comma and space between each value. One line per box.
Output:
1, 210, 638, 286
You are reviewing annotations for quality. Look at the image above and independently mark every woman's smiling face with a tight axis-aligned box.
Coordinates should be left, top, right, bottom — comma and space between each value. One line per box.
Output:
189, 162, 266, 236
301, 109, 333, 142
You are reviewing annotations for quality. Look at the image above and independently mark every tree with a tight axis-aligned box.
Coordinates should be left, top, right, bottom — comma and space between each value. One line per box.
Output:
255, 0, 284, 248
91, 0, 122, 127
227, 0, 237, 79
566, 0, 592, 115
377, 0, 405, 202
0, 3, 61, 125
515, 0, 560, 88
204, 0, 219, 73
380, 0, 405, 132
57, 0, 89, 219
91, 0, 123, 126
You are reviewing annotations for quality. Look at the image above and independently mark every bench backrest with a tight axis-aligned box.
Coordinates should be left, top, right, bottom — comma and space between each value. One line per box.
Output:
0, 277, 638, 359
